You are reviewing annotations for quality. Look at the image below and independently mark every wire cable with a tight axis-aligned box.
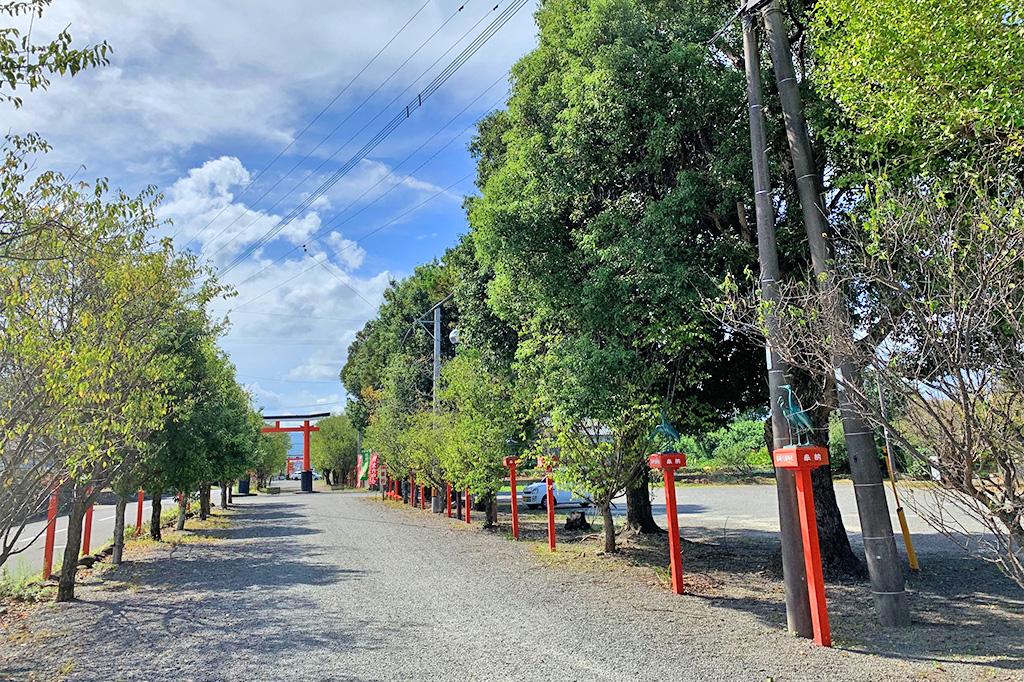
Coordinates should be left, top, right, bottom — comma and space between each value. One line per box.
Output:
204, 0, 485, 266
226, 171, 472, 311
177, 0, 436, 248
229, 76, 508, 289
214, 0, 527, 278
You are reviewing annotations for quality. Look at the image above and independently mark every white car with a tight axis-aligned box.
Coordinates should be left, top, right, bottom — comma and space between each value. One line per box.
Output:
521, 481, 589, 509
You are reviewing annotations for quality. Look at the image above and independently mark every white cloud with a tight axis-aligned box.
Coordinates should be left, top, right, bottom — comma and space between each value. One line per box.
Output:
155, 157, 394, 412
6, 1, 538, 177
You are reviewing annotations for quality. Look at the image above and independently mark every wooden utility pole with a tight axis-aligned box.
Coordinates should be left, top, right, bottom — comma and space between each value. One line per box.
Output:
741, 13, 812, 639
759, 1, 910, 626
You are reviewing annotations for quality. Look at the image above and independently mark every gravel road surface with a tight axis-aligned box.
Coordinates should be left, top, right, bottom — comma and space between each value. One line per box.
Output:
1, 485, 1014, 681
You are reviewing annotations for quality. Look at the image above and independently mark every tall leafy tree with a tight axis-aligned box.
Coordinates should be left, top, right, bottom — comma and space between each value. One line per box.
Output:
466, 0, 767, 545
310, 414, 359, 486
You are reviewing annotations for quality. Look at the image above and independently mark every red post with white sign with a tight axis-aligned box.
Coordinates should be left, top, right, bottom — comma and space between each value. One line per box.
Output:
539, 456, 557, 551
504, 457, 520, 540
81, 490, 94, 556
648, 452, 687, 594
773, 445, 832, 647
42, 489, 59, 579
135, 490, 145, 534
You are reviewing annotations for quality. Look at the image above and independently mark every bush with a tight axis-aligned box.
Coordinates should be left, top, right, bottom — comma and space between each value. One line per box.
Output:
680, 419, 770, 474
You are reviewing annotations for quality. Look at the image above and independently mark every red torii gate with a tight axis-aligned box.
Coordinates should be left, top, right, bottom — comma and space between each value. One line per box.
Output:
261, 412, 329, 493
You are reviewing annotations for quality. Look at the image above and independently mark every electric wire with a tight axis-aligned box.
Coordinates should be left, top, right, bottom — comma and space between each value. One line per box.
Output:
178, 0, 436, 248
215, 0, 527, 279
226, 171, 472, 311
206, 0, 491, 269
229, 76, 508, 290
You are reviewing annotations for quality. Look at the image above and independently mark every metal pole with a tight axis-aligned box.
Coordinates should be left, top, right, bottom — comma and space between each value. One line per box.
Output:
878, 384, 920, 571
433, 305, 441, 413
761, 1, 910, 626
545, 472, 556, 551
509, 462, 520, 540
742, 13, 812, 638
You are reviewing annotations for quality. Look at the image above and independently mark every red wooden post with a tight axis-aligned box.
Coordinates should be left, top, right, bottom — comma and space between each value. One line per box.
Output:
545, 474, 555, 551
775, 445, 832, 647
649, 453, 687, 594
81, 491, 94, 556
446, 482, 452, 517
42, 489, 59, 579
464, 488, 471, 523
795, 468, 831, 646
409, 475, 414, 505
135, 490, 145, 534
505, 457, 520, 540
420, 484, 426, 510
540, 456, 557, 551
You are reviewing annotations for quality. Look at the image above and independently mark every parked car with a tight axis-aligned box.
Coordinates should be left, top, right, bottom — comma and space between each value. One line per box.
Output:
521, 482, 589, 509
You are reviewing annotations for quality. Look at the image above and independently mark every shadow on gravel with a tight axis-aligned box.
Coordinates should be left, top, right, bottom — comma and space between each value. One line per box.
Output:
495, 499, 1024, 674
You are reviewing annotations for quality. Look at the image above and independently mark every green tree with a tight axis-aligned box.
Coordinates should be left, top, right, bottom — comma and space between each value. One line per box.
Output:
466, 0, 768, 544
253, 432, 288, 488
813, 0, 1024, 170
311, 414, 358, 486
438, 351, 522, 526
0, 0, 110, 108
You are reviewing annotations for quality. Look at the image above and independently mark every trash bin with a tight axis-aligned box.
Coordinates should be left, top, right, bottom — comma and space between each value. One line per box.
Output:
301, 470, 313, 493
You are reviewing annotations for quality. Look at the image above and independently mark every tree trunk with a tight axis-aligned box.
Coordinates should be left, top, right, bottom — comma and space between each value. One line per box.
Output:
602, 502, 616, 553
227, 484, 233, 505
199, 484, 210, 520
150, 489, 163, 541
625, 464, 663, 534
483, 494, 498, 528
812, 467, 866, 579
176, 492, 187, 531
112, 495, 127, 566
56, 490, 88, 602
220, 482, 228, 509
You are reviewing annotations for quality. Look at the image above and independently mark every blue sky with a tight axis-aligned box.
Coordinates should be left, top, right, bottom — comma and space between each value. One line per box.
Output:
8, 1, 541, 419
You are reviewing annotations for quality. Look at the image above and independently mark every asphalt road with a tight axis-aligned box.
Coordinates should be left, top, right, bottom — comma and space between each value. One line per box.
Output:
2, 483, 974, 681
497, 478, 985, 555
7, 492, 213, 576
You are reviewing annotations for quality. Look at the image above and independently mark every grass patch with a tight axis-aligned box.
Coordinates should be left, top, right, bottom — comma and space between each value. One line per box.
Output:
0, 564, 54, 603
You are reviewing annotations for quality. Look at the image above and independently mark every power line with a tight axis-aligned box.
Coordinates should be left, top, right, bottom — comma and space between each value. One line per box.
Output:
177, 0, 437, 249
239, 375, 341, 384
303, 243, 374, 306
205, 0, 487, 268
225, 310, 370, 323
226, 171, 472, 312
214, 0, 527, 279
229, 76, 508, 290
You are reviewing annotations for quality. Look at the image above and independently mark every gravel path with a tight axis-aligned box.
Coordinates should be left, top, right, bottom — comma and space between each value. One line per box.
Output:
1, 489, 1017, 681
